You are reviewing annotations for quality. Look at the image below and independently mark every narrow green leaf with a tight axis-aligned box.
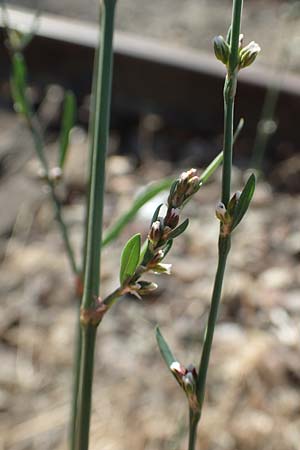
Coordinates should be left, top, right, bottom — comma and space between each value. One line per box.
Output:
232, 173, 256, 230
156, 326, 176, 369
119, 233, 141, 285
59, 91, 76, 169
102, 179, 172, 247
168, 218, 189, 239
151, 203, 163, 225
163, 239, 173, 258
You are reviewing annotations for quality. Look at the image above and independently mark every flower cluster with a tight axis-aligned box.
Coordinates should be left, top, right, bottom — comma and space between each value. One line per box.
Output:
125, 169, 201, 298
170, 361, 199, 412
145, 168, 201, 271
213, 33, 260, 70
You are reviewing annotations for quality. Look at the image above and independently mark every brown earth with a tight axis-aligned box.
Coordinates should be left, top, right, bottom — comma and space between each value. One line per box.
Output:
1, 1, 300, 449
0, 108, 300, 449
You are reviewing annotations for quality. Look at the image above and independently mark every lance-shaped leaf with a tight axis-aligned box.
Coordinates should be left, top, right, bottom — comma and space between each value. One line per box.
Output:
232, 173, 256, 230
58, 91, 76, 169
167, 218, 189, 239
119, 233, 141, 285
151, 203, 163, 225
156, 326, 176, 369
162, 239, 173, 258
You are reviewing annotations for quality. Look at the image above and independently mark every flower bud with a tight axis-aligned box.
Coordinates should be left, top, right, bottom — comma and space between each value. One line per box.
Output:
150, 262, 172, 275
164, 207, 180, 229
215, 202, 227, 222
170, 361, 187, 377
148, 220, 163, 246
239, 41, 261, 69
213, 35, 230, 65
185, 176, 201, 197
50, 166, 63, 183
168, 169, 199, 208
183, 372, 196, 394
135, 280, 158, 295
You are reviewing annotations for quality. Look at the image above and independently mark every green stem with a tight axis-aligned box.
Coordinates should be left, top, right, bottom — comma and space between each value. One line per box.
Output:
26, 113, 79, 276
74, 2, 117, 449
196, 236, 231, 409
70, 26, 101, 450
74, 326, 97, 450
70, 308, 82, 450
81, 0, 116, 309
195, 0, 243, 437
188, 409, 200, 450
222, 0, 243, 206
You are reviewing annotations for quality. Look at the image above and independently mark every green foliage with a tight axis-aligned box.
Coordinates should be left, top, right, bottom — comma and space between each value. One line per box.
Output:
232, 173, 256, 229
156, 326, 176, 369
167, 218, 189, 239
59, 91, 76, 169
119, 233, 141, 285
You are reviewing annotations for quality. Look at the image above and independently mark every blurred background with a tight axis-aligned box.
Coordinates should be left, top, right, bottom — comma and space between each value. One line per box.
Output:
1, 1, 300, 449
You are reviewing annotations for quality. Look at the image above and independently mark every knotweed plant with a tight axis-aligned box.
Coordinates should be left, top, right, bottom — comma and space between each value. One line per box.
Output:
156, 1, 259, 449
3, 0, 260, 449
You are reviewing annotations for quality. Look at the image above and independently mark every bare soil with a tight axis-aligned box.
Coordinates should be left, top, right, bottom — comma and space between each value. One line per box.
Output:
1, 108, 300, 449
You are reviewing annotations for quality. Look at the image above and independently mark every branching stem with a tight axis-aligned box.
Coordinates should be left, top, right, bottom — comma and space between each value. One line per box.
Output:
192, 1, 244, 449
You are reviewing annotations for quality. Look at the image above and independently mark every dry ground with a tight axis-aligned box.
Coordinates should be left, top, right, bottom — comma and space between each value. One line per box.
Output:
1, 112, 300, 449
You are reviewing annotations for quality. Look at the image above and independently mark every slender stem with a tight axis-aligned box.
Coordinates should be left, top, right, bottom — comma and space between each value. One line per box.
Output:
188, 409, 200, 450
222, 0, 243, 206
195, 0, 243, 442
82, 0, 116, 309
74, 2, 117, 449
74, 326, 97, 450
70, 26, 101, 450
70, 308, 82, 450
196, 236, 231, 409
26, 112, 79, 275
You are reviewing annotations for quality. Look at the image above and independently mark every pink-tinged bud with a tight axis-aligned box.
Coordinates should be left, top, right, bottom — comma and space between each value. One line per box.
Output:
185, 176, 201, 197
148, 220, 163, 246
168, 169, 199, 208
170, 361, 187, 376
164, 207, 180, 229
179, 168, 197, 184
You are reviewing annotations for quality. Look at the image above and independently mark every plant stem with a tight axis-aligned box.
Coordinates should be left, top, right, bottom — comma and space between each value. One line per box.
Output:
70, 309, 82, 450
188, 409, 200, 450
26, 113, 79, 276
194, 0, 243, 445
70, 25, 101, 450
81, 0, 116, 309
75, 326, 97, 450
222, 0, 243, 207
196, 236, 231, 410
74, 1, 117, 449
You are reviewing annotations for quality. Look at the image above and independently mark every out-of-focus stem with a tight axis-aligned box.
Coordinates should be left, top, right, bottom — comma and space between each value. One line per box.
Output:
74, 2, 117, 449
